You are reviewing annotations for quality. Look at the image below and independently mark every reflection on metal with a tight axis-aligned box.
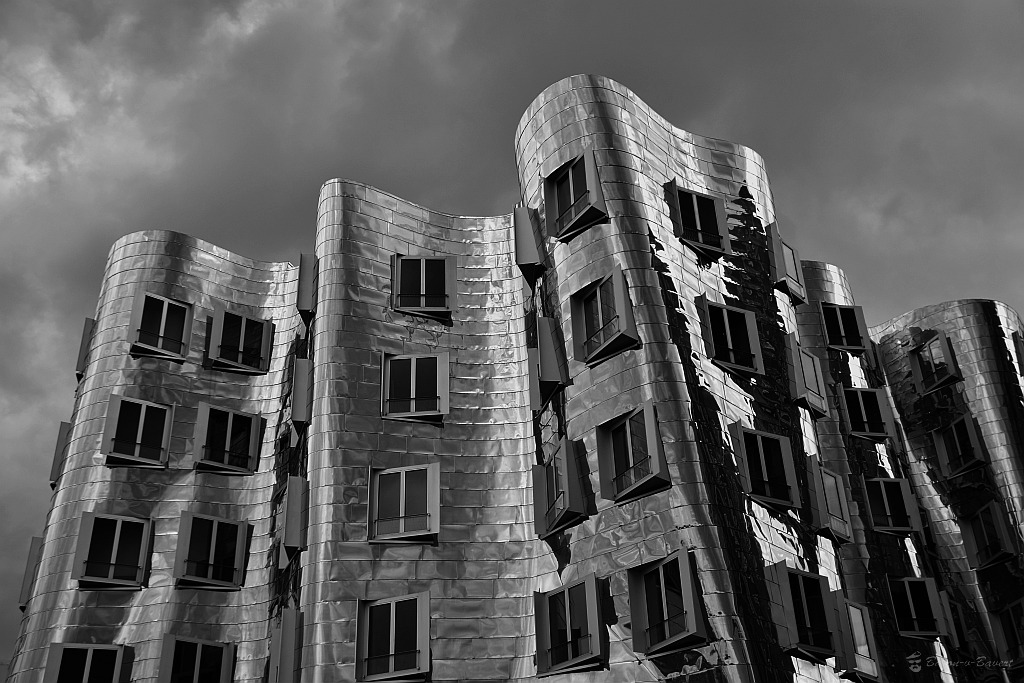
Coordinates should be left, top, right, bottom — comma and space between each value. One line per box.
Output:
7, 75, 1017, 683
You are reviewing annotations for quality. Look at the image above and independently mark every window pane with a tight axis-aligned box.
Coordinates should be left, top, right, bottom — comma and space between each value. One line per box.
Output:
760, 435, 789, 501
388, 358, 412, 414
139, 406, 166, 460
404, 468, 428, 532
823, 307, 843, 346
206, 409, 230, 465
423, 259, 446, 308
599, 280, 616, 335
241, 319, 264, 367
211, 522, 239, 583
801, 577, 831, 649
570, 158, 587, 202
644, 567, 666, 644
548, 590, 568, 664
197, 644, 223, 683
399, 258, 422, 308
629, 413, 649, 467
782, 242, 800, 278
138, 296, 165, 348
678, 192, 698, 236
112, 520, 144, 581
85, 517, 117, 578
583, 290, 601, 348
611, 422, 631, 492
848, 605, 871, 657
367, 603, 392, 675
861, 392, 884, 432
839, 307, 862, 346
662, 559, 686, 639
414, 356, 438, 412
112, 401, 142, 456
170, 640, 198, 683
227, 414, 253, 468
376, 472, 401, 536
708, 306, 730, 363
393, 598, 419, 671
555, 172, 572, 221
567, 582, 590, 658
162, 302, 188, 354
56, 648, 88, 683
844, 390, 866, 432
907, 581, 936, 631
87, 648, 117, 683
743, 432, 766, 495
186, 517, 214, 578
220, 313, 243, 363
726, 309, 753, 367
695, 195, 719, 246
883, 481, 910, 527
800, 353, 822, 397
822, 471, 845, 523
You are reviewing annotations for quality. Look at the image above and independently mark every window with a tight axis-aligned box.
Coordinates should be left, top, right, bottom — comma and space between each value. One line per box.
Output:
696, 296, 763, 374
569, 266, 640, 366
50, 420, 72, 489
996, 599, 1024, 664
596, 402, 670, 504
208, 310, 273, 374
771, 222, 806, 304
129, 292, 192, 360
382, 352, 450, 423
533, 438, 586, 538
834, 597, 880, 681
276, 476, 308, 568
819, 303, 869, 353
786, 334, 829, 418
864, 477, 922, 534
840, 387, 893, 441
18, 535, 43, 612
391, 254, 457, 322
534, 573, 606, 676
728, 423, 799, 509
43, 643, 129, 683
514, 205, 544, 280
912, 332, 960, 394
888, 577, 947, 638
101, 395, 173, 468
809, 459, 852, 543
173, 513, 249, 589
627, 550, 706, 655
71, 512, 150, 588
158, 635, 234, 683
933, 415, 985, 477
765, 562, 837, 661
963, 502, 1016, 568
368, 464, 440, 543
269, 608, 298, 683
193, 403, 263, 474
356, 592, 430, 681
664, 180, 730, 258
543, 147, 607, 241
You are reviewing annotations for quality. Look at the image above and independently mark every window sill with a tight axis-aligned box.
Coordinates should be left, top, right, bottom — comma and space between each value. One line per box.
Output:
176, 577, 243, 591
711, 358, 762, 377
582, 331, 641, 368
643, 630, 707, 657
393, 306, 453, 324
194, 461, 255, 475
368, 531, 438, 545
917, 373, 962, 395
537, 651, 604, 678
784, 643, 836, 665
130, 342, 187, 362
748, 492, 798, 511
207, 357, 268, 375
383, 410, 444, 426
796, 393, 830, 419
612, 471, 670, 505
538, 507, 586, 540
848, 430, 890, 443
680, 235, 729, 259
77, 578, 144, 590
555, 202, 608, 243
359, 666, 429, 683
104, 453, 167, 469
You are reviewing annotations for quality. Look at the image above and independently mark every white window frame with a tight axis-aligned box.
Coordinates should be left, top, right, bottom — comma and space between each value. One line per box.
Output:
596, 402, 670, 504
786, 333, 829, 418
173, 512, 249, 590
390, 254, 458, 321
534, 573, 605, 677
963, 501, 1017, 569
356, 591, 430, 682
71, 511, 151, 588
368, 463, 440, 544
809, 458, 852, 543
208, 309, 274, 374
819, 303, 869, 353
128, 291, 193, 361
728, 423, 799, 509
664, 179, 730, 258
543, 147, 608, 241
771, 222, 806, 304
532, 438, 586, 539
157, 635, 235, 683
834, 596, 881, 681
911, 331, 960, 394
888, 577, 948, 638
193, 403, 264, 474
381, 352, 450, 423
766, 562, 838, 662
627, 550, 706, 656
863, 477, 922, 534
696, 295, 763, 374
569, 266, 640, 366
43, 643, 129, 683
839, 387, 893, 441
101, 394, 174, 468
932, 415, 985, 477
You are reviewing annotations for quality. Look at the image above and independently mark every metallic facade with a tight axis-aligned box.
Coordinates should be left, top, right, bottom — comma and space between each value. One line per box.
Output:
8, 75, 1021, 683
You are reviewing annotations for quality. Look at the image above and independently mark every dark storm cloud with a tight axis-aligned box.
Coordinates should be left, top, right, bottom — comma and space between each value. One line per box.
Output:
2, 0, 1022, 662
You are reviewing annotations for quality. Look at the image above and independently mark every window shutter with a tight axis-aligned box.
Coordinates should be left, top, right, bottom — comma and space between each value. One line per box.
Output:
537, 317, 568, 387
676, 551, 705, 646
71, 512, 98, 581
612, 266, 640, 347
426, 463, 441, 537
532, 465, 549, 537
208, 311, 226, 365
249, 416, 265, 471
49, 421, 72, 489
292, 359, 312, 426
779, 436, 800, 508
436, 352, 450, 416
626, 563, 650, 653
128, 290, 148, 349
741, 310, 764, 374
596, 422, 616, 502
820, 576, 839, 646
528, 348, 541, 412
694, 295, 715, 360
727, 422, 751, 495
172, 513, 193, 581
533, 591, 551, 673
102, 394, 124, 456
898, 479, 923, 532
232, 521, 250, 587
939, 591, 959, 649
514, 206, 543, 274
563, 439, 586, 517
76, 317, 95, 381
283, 476, 307, 553
582, 148, 607, 216
259, 320, 275, 372
162, 404, 175, 465
297, 253, 316, 321
663, 180, 683, 240
712, 196, 730, 255
18, 536, 44, 611
389, 255, 399, 309
642, 402, 669, 483
269, 608, 298, 683
444, 256, 458, 315
220, 642, 237, 683
193, 404, 211, 465
583, 573, 602, 662
853, 306, 870, 352
570, 292, 587, 362
765, 562, 794, 649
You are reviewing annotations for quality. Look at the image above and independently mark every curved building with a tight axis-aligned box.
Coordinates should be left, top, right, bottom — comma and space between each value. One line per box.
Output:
7, 75, 1021, 683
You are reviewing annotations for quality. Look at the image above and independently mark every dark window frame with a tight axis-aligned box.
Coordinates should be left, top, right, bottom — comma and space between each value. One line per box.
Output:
569, 266, 641, 367
863, 477, 922, 534
664, 179, 730, 258
43, 643, 130, 683
834, 596, 881, 681
208, 309, 274, 375
532, 438, 587, 539
173, 512, 250, 590
696, 296, 763, 375
911, 331, 961, 394
157, 634, 234, 683
534, 573, 606, 677
770, 222, 806, 304
767, 562, 838, 662
390, 254, 458, 322
819, 303, 870, 354
596, 402, 670, 504
932, 414, 986, 477
840, 387, 893, 441
888, 577, 947, 638
809, 458, 852, 543
543, 147, 608, 242
626, 550, 707, 656
729, 423, 799, 509
964, 501, 1016, 569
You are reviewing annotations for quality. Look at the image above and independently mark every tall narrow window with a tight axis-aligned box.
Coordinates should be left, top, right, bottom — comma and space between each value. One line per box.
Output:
912, 332, 960, 394
101, 395, 173, 468
820, 304, 869, 353
532, 439, 586, 538
570, 267, 640, 366
193, 404, 263, 474
786, 334, 829, 418
933, 415, 985, 477
534, 574, 606, 676
964, 502, 1016, 568
158, 635, 234, 683
997, 600, 1024, 664
208, 310, 273, 374
72, 512, 150, 588
696, 296, 763, 374
596, 402, 670, 504
382, 353, 449, 423
627, 551, 706, 655
369, 464, 440, 543
664, 180, 730, 258
129, 292, 192, 360
766, 562, 837, 662
357, 592, 430, 681
810, 459, 852, 543
43, 643, 129, 683
864, 477, 922, 534
729, 423, 799, 509
888, 578, 946, 638
173, 513, 249, 589
841, 388, 892, 440
834, 596, 880, 681
771, 222, 806, 304
543, 148, 607, 241
391, 255, 457, 322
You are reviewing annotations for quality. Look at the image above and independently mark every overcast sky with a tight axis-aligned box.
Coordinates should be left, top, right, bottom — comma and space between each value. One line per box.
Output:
2, 0, 1022, 664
